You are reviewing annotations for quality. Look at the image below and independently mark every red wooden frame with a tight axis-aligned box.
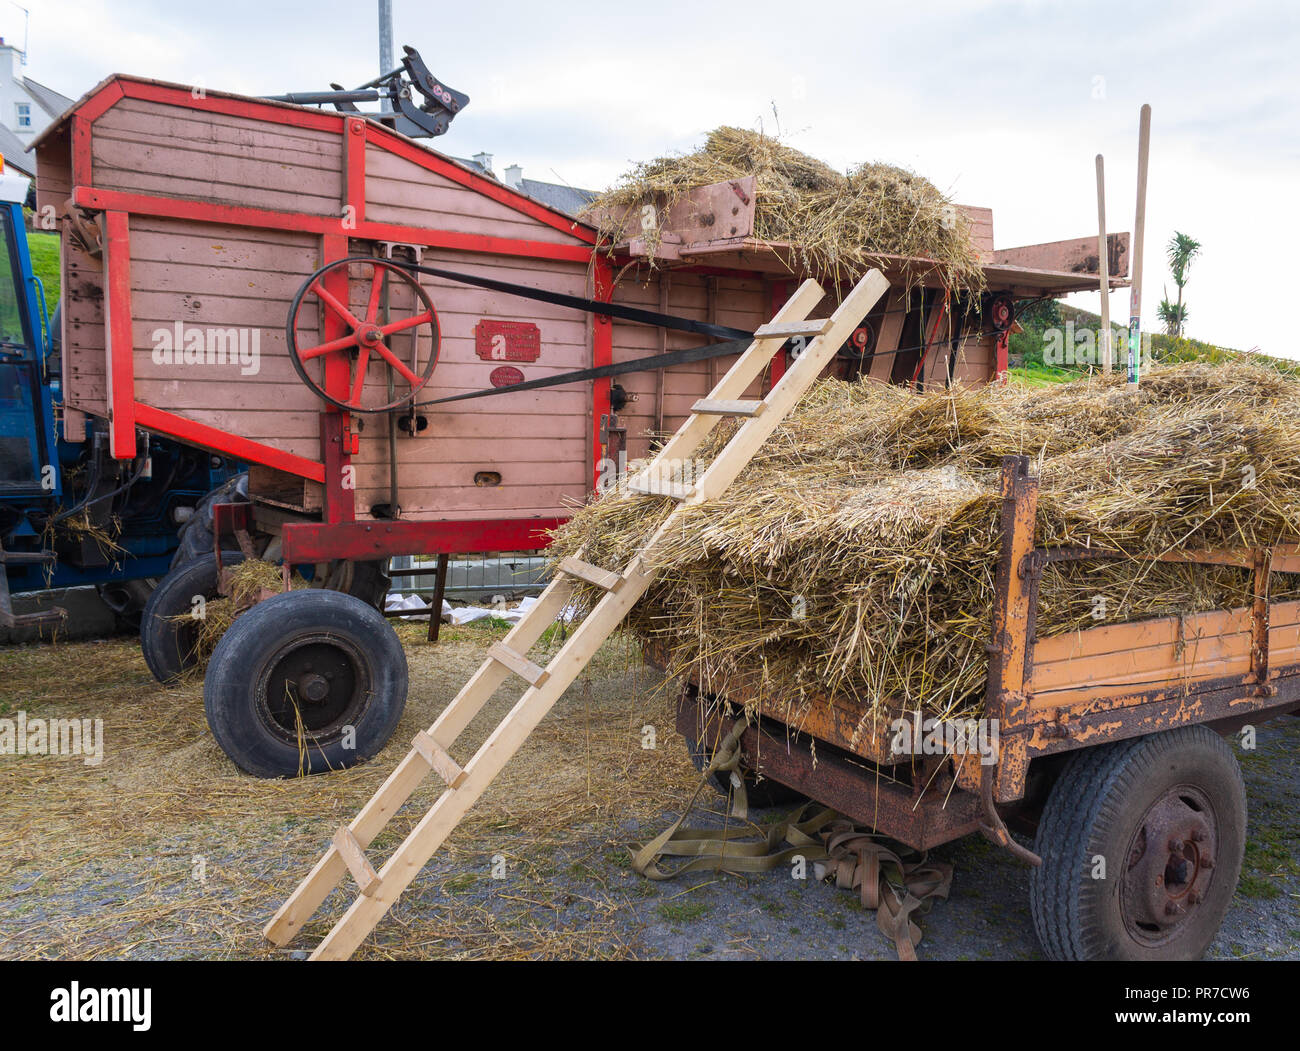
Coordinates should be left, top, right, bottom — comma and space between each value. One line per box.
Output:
280, 517, 565, 563
591, 256, 614, 491
61, 75, 824, 561
133, 404, 326, 482
101, 210, 137, 458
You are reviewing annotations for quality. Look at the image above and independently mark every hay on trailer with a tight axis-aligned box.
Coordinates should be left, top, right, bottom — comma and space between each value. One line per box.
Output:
583, 126, 985, 293
550, 360, 1300, 721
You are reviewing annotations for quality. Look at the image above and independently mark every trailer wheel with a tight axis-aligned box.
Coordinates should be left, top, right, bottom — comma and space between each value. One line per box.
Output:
140, 551, 245, 684
1029, 725, 1245, 961
203, 589, 407, 777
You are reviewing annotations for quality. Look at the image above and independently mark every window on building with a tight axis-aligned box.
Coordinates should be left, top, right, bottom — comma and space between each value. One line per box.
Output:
15, 102, 30, 128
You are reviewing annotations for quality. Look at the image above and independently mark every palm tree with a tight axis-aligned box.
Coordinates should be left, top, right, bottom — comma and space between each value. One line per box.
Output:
1157, 291, 1188, 336
1163, 232, 1201, 337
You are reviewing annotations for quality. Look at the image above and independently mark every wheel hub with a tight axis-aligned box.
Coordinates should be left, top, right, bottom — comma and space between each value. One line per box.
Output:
299, 671, 332, 704
256, 637, 370, 746
1122, 789, 1216, 936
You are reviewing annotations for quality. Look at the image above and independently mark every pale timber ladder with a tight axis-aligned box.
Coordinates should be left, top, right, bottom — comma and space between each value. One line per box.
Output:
266, 269, 891, 960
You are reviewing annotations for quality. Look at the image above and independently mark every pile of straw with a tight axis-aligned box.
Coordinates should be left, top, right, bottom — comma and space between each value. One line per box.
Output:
183, 560, 298, 669
583, 126, 985, 292
550, 361, 1300, 720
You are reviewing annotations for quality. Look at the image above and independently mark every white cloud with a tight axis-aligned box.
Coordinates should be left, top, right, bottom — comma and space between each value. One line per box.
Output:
17, 0, 1299, 355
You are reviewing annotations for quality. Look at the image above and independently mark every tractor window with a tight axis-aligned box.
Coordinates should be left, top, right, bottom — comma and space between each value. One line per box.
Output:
0, 209, 27, 347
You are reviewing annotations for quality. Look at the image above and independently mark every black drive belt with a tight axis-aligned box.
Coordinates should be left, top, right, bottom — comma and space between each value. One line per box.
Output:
384, 258, 752, 343
423, 338, 754, 405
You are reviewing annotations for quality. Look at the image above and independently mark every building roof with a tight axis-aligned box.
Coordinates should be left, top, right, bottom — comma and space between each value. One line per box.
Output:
22, 78, 74, 121
0, 122, 34, 176
453, 156, 597, 219
515, 178, 598, 218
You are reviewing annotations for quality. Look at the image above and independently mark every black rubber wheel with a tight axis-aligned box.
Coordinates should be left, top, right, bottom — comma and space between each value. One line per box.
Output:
203, 589, 407, 778
1029, 725, 1246, 961
314, 557, 391, 610
98, 577, 157, 632
171, 473, 249, 569
140, 552, 244, 684
686, 734, 807, 810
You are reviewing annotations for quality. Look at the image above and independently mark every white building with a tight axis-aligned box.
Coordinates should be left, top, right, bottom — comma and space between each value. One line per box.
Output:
0, 37, 72, 176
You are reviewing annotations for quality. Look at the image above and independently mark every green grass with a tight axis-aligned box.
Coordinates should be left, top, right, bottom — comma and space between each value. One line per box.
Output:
657, 900, 709, 923
26, 230, 59, 321
1008, 363, 1075, 387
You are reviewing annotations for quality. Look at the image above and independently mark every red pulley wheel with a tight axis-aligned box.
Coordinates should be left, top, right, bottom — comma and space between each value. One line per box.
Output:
287, 256, 441, 413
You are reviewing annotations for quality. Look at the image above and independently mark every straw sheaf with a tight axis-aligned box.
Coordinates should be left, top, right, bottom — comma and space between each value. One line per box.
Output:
551, 361, 1300, 720
583, 126, 985, 293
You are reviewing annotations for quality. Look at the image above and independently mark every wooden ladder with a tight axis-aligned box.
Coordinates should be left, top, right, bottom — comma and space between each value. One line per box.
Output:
265, 269, 890, 960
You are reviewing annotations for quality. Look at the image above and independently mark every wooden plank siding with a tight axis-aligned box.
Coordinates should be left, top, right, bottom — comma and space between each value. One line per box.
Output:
34, 73, 1007, 536
1025, 600, 1300, 708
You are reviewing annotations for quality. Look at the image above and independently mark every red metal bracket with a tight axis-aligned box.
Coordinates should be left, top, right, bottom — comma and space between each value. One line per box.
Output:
280, 517, 565, 564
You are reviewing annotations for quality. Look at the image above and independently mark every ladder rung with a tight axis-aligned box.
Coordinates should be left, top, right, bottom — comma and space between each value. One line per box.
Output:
691, 398, 766, 417
411, 730, 468, 788
558, 556, 624, 592
753, 319, 832, 339
332, 827, 380, 897
487, 642, 550, 687
627, 476, 695, 500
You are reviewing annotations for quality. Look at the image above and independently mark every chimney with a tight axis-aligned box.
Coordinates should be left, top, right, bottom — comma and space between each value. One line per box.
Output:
504, 164, 523, 190
472, 152, 494, 177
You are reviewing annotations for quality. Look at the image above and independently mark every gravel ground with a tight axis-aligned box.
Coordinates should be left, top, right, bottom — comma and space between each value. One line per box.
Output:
1, 625, 1295, 961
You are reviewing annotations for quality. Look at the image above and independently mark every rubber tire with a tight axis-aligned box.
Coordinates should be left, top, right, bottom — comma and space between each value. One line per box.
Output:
1029, 725, 1246, 961
171, 473, 249, 569
203, 589, 407, 778
318, 557, 391, 610
686, 734, 807, 810
140, 551, 244, 684
97, 577, 158, 633
172, 474, 389, 610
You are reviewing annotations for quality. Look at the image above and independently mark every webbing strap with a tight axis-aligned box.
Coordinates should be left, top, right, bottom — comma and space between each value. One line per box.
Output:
631, 721, 954, 960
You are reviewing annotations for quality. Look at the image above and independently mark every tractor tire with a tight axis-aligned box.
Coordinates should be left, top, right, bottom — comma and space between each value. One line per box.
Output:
1029, 725, 1246, 961
140, 552, 244, 684
313, 557, 391, 611
171, 473, 249, 569
203, 589, 407, 778
98, 577, 158, 633
173, 474, 389, 610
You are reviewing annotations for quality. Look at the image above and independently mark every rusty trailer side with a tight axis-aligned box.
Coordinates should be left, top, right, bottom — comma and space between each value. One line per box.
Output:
677, 455, 1300, 848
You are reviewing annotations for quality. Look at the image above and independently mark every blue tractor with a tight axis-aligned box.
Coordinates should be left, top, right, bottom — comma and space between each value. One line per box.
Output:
0, 168, 237, 635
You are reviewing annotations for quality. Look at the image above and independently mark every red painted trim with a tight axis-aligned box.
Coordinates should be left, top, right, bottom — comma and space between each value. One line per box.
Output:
102, 210, 137, 459
119, 79, 343, 134
71, 114, 92, 189
134, 403, 325, 482
281, 517, 565, 563
767, 280, 789, 390
365, 122, 596, 244
84, 76, 591, 243
591, 256, 614, 491
76, 79, 124, 124
995, 331, 1009, 381
72, 187, 593, 264
344, 117, 366, 224
319, 234, 355, 525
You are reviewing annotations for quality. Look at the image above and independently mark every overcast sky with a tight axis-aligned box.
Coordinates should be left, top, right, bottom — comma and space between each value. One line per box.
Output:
11, 0, 1299, 356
